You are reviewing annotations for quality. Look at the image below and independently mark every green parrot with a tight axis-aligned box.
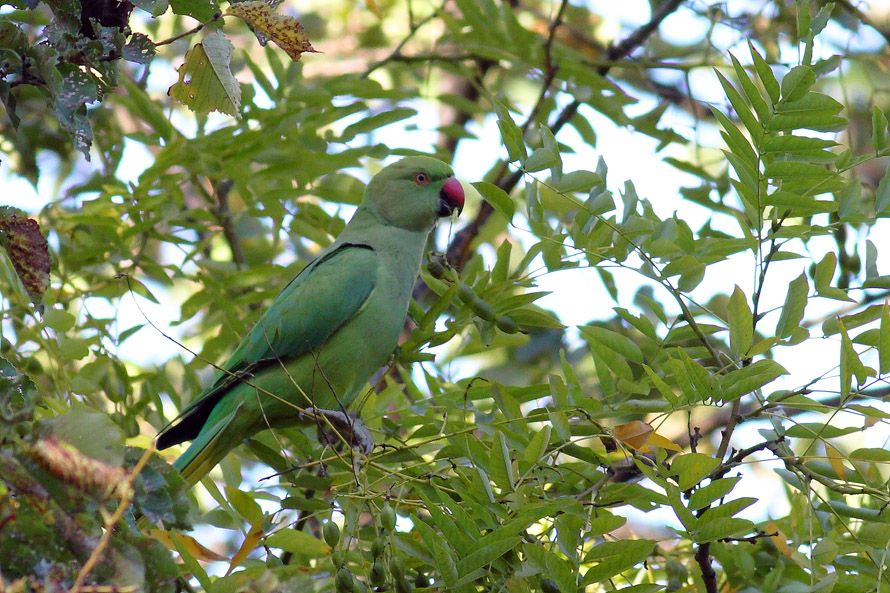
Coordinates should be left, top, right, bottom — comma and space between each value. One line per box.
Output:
156, 156, 464, 487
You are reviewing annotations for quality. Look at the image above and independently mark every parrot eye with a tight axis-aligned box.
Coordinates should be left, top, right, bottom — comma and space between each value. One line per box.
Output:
413, 172, 430, 186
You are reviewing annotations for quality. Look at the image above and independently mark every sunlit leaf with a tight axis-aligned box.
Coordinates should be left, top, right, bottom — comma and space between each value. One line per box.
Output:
168, 31, 241, 115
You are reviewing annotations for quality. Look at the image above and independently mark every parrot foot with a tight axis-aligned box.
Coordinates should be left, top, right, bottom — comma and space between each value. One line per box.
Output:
301, 407, 374, 455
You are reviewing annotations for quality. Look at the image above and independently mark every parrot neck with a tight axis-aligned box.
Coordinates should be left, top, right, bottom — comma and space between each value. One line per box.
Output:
339, 204, 430, 246
337, 204, 430, 289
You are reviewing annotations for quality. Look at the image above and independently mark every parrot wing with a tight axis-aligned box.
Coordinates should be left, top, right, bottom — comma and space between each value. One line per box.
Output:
156, 243, 377, 449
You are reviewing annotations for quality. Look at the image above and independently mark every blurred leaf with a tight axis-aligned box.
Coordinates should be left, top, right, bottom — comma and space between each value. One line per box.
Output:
473, 181, 514, 222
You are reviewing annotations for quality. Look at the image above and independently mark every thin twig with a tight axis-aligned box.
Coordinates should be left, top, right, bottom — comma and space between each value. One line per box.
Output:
68, 445, 155, 593
835, 0, 890, 46
363, 2, 447, 77
155, 12, 223, 47
211, 178, 245, 269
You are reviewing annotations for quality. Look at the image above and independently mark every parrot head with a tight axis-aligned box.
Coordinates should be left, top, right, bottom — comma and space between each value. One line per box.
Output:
365, 156, 464, 231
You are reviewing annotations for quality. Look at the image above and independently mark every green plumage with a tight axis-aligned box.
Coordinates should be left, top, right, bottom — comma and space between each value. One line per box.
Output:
156, 157, 462, 486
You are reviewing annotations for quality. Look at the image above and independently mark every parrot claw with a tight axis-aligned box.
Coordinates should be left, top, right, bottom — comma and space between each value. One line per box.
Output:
301, 407, 374, 455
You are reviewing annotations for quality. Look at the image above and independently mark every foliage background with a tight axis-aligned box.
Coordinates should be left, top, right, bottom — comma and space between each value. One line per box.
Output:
3, 0, 890, 592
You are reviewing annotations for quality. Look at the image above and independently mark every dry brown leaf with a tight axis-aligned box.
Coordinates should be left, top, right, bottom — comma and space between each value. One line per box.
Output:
226, 1, 317, 61
613, 420, 653, 451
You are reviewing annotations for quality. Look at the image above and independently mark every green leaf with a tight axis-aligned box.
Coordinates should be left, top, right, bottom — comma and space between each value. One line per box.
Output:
711, 107, 757, 165
727, 286, 753, 357
494, 100, 525, 163
171, 0, 219, 20
839, 321, 874, 399
881, 303, 890, 374
415, 520, 458, 587
761, 134, 836, 153
876, 169, 890, 217
780, 65, 815, 102
671, 453, 719, 491
776, 273, 809, 339
523, 424, 551, 465
266, 529, 331, 557
587, 513, 626, 536
555, 170, 602, 193
524, 147, 559, 173
714, 70, 761, 143
688, 477, 741, 511
749, 42, 779, 103
47, 407, 125, 465
168, 31, 241, 116
454, 534, 518, 584
813, 252, 853, 301
858, 523, 890, 548
643, 364, 678, 406
784, 423, 860, 439
849, 447, 890, 462
721, 360, 788, 401
694, 518, 755, 543
873, 106, 889, 153
340, 107, 416, 141
730, 53, 770, 122
58, 336, 89, 360
488, 431, 514, 492
226, 486, 263, 526
580, 325, 643, 382
44, 308, 76, 332
473, 181, 514, 222
580, 539, 655, 586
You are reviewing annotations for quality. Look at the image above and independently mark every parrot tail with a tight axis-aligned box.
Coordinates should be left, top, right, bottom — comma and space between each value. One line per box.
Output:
171, 401, 244, 488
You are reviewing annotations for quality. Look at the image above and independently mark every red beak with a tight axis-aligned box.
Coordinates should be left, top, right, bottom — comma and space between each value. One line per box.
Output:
437, 177, 465, 217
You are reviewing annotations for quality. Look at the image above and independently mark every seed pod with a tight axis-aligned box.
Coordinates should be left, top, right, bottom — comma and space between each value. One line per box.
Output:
457, 282, 475, 303
469, 296, 496, 321
371, 536, 385, 558
336, 568, 354, 593
323, 521, 341, 547
370, 559, 387, 586
380, 503, 396, 531
541, 578, 561, 593
331, 551, 345, 568
351, 575, 369, 593
496, 315, 520, 334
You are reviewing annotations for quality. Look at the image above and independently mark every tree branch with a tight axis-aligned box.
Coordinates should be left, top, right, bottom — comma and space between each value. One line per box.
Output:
835, 0, 890, 46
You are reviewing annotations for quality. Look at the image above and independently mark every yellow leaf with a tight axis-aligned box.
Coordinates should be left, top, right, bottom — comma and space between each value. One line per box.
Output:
765, 521, 793, 557
648, 431, 683, 452
612, 420, 653, 450
147, 529, 226, 562
226, 1, 317, 61
825, 443, 847, 480
227, 524, 265, 575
